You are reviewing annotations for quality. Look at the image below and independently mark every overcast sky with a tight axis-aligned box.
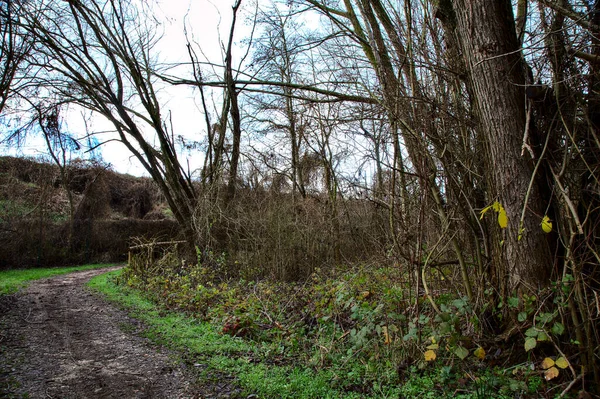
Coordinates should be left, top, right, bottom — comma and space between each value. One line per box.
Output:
2, 0, 250, 176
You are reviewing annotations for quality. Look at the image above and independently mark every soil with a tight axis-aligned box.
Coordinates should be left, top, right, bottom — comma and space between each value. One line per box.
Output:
0, 267, 242, 399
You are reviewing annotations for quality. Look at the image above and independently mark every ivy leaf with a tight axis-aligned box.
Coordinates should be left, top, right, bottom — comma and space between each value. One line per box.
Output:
552, 322, 565, 336
525, 327, 539, 337
454, 346, 469, 360
424, 350, 437, 362
544, 366, 560, 380
507, 297, 519, 309
541, 215, 553, 233
537, 331, 549, 342
473, 347, 486, 360
541, 357, 555, 370
524, 337, 537, 351
555, 357, 569, 369
518, 311, 528, 322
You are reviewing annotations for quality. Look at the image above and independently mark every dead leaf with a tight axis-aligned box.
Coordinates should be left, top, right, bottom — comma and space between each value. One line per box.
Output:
424, 350, 436, 362
473, 347, 486, 360
382, 326, 391, 345
541, 357, 555, 370
544, 366, 559, 380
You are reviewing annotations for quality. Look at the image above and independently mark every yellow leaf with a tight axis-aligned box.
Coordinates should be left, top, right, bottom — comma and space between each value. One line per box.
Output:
492, 201, 502, 212
480, 205, 493, 220
518, 227, 525, 241
541, 357, 555, 370
544, 366, 560, 380
498, 208, 508, 228
541, 215, 553, 233
430, 336, 437, 344
555, 357, 569, 369
474, 347, 486, 360
424, 350, 437, 362
381, 326, 391, 344
426, 343, 439, 350
481, 202, 508, 228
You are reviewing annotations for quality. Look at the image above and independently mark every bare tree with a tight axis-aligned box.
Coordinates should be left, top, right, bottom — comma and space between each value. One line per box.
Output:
18, 0, 197, 239
0, 0, 31, 114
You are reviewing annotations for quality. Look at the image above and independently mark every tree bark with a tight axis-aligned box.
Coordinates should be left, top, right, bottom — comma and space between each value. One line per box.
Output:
451, 0, 552, 294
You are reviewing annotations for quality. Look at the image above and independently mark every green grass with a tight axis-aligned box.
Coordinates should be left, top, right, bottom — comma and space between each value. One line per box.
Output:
88, 270, 572, 399
0, 263, 117, 295
88, 270, 384, 399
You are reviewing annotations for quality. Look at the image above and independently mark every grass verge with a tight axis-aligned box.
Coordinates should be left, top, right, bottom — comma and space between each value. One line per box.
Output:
0, 263, 117, 295
88, 270, 383, 399
88, 268, 574, 399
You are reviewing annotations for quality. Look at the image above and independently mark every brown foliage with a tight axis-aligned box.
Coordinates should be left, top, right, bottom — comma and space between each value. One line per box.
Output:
193, 187, 388, 281
0, 156, 180, 269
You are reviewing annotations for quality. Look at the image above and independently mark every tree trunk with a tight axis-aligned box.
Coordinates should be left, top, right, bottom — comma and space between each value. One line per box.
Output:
225, 1, 243, 203
451, 0, 552, 295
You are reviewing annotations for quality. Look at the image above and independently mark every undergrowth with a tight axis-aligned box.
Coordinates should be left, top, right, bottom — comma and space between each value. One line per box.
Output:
87, 253, 584, 398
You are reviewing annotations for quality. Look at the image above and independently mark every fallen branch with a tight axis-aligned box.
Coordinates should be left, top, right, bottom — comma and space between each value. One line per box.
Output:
128, 240, 187, 250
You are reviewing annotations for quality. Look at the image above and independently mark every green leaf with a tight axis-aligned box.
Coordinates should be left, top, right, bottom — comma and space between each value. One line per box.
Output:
507, 297, 519, 309
525, 327, 539, 337
439, 312, 451, 322
552, 322, 565, 336
524, 337, 537, 351
518, 312, 528, 322
536, 331, 549, 342
439, 322, 452, 335
536, 312, 555, 325
555, 357, 569, 369
454, 346, 469, 360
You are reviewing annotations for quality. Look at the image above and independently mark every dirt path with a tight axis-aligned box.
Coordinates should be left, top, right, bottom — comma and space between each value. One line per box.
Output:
0, 267, 203, 399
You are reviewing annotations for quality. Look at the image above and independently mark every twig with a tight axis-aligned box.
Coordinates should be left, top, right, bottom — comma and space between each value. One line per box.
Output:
128, 240, 187, 250
549, 166, 584, 234
519, 108, 553, 237
521, 102, 535, 158
558, 373, 583, 398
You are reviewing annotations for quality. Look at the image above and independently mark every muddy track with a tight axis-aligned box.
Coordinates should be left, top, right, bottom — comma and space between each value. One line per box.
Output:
0, 267, 235, 399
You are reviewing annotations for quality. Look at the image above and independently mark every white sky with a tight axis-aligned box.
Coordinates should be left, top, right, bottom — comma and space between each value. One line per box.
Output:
100, 0, 247, 176
1, 0, 250, 177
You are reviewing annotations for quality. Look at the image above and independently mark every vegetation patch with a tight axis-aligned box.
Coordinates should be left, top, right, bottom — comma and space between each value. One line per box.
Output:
89, 264, 578, 398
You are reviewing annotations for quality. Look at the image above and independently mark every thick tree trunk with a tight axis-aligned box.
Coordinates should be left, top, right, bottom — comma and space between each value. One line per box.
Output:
451, 0, 553, 295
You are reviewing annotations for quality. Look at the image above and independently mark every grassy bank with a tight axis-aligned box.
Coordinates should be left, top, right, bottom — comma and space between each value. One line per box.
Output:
0, 263, 117, 295
88, 270, 371, 399
88, 267, 565, 399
